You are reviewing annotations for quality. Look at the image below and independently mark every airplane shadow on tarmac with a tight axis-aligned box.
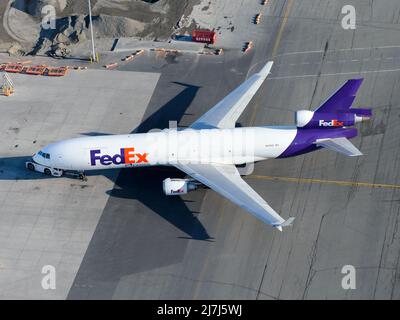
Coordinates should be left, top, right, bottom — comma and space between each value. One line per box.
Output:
0, 82, 212, 241
109, 81, 213, 241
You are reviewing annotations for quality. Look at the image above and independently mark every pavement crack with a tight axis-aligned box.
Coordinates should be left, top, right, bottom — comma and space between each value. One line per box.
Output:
150, 272, 281, 300
302, 213, 326, 299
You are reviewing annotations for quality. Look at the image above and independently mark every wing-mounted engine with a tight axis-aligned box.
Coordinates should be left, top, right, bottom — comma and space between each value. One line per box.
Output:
163, 178, 198, 196
295, 109, 371, 128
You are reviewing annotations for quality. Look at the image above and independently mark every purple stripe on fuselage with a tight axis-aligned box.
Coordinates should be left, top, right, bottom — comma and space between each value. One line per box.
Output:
278, 127, 358, 158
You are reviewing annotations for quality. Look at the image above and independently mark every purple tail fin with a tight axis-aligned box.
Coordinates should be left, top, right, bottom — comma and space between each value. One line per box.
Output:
315, 79, 363, 113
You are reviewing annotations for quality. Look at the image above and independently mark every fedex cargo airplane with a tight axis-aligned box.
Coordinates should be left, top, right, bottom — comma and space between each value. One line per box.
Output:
26, 62, 371, 230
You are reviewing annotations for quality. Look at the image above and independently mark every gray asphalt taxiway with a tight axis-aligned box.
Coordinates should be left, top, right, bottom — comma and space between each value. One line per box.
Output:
67, 0, 400, 299
2, 0, 400, 300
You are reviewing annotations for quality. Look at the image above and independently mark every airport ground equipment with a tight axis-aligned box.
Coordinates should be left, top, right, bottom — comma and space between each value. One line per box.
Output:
192, 29, 217, 44
26, 161, 63, 177
1, 73, 14, 96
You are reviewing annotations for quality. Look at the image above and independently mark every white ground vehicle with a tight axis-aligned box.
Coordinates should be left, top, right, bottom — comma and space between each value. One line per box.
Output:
26, 160, 63, 177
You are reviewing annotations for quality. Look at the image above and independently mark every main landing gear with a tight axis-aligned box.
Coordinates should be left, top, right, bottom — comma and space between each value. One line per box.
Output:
78, 172, 88, 182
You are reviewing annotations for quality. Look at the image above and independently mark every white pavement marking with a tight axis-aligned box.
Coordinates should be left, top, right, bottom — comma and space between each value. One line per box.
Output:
0, 70, 160, 299
273, 45, 400, 58
267, 68, 400, 80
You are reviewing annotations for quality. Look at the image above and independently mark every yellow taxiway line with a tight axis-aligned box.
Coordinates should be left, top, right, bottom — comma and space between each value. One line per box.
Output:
249, 0, 295, 126
246, 175, 400, 190
271, 0, 295, 57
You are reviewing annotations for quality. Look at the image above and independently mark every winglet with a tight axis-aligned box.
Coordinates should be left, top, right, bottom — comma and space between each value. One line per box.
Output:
274, 217, 296, 231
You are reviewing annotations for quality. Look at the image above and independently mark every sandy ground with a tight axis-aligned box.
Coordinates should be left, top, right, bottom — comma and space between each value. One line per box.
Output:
0, 1, 15, 50
0, 0, 201, 55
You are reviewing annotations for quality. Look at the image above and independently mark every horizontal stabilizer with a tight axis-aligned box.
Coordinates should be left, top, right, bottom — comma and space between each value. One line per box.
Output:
349, 108, 372, 117
274, 217, 296, 231
315, 137, 363, 157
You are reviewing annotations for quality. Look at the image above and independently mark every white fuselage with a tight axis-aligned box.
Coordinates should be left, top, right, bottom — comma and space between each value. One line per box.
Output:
32, 127, 297, 171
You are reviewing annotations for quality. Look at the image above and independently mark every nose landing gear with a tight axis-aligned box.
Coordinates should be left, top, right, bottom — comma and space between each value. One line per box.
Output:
64, 171, 88, 181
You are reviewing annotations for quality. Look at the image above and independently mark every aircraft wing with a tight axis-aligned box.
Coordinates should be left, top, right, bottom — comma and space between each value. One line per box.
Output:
174, 162, 295, 230
190, 61, 274, 129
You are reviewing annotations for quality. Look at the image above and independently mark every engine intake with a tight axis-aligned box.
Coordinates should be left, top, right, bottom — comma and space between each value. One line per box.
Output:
163, 178, 197, 196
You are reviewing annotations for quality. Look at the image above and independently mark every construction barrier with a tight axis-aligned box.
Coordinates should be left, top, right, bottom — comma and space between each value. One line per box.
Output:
243, 41, 253, 53
200, 51, 214, 56
261, 0, 269, 5
4, 63, 24, 73
104, 62, 118, 69
66, 66, 88, 71
46, 67, 68, 77
167, 49, 180, 54
0, 62, 81, 77
198, 48, 223, 56
254, 13, 262, 24
74, 66, 88, 70
25, 65, 47, 75
134, 49, 144, 56
122, 55, 134, 62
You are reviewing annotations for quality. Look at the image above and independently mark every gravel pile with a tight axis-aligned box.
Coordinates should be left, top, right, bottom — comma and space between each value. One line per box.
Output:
3, 0, 199, 56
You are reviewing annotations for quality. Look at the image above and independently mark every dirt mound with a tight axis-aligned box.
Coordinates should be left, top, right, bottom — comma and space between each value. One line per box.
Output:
6, 0, 199, 56
93, 14, 146, 38
30, 13, 146, 56
13, 0, 67, 17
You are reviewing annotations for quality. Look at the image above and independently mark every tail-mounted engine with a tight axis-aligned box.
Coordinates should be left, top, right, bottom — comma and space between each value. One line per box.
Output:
163, 178, 198, 196
295, 108, 372, 128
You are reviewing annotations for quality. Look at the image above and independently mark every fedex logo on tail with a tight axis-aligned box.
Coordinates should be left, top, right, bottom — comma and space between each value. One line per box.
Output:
319, 120, 344, 127
90, 148, 148, 166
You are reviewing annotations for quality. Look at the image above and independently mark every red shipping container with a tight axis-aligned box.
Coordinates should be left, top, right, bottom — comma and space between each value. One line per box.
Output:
192, 29, 216, 44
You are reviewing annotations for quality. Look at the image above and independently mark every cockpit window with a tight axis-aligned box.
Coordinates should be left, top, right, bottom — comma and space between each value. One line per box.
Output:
38, 151, 50, 159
